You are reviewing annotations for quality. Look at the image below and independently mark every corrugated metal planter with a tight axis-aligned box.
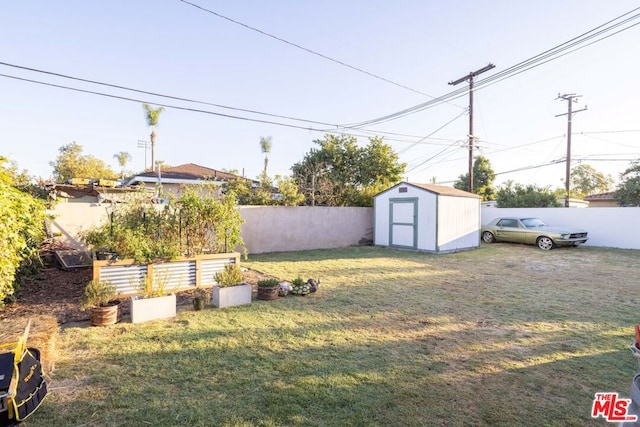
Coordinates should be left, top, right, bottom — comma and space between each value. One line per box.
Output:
212, 284, 251, 308
130, 293, 177, 323
92, 253, 241, 296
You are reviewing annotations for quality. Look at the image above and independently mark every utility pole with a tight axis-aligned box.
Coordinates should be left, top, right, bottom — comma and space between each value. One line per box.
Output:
448, 63, 495, 193
137, 140, 150, 171
555, 94, 587, 207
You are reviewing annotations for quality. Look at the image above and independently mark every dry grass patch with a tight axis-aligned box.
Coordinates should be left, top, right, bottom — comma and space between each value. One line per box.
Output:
0, 314, 58, 373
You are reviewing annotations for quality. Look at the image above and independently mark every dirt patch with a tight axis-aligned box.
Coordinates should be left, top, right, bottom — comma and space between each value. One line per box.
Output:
0, 265, 276, 325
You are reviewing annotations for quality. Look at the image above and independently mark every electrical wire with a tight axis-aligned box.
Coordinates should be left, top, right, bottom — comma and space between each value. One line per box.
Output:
177, 0, 454, 103
397, 110, 468, 155
0, 60, 338, 127
343, 7, 640, 129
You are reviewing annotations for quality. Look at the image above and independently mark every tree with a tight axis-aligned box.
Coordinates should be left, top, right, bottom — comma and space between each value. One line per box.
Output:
275, 175, 304, 206
291, 134, 405, 206
453, 155, 496, 201
50, 142, 117, 183
142, 103, 165, 171
614, 161, 640, 206
569, 164, 614, 198
259, 136, 272, 175
113, 151, 132, 180
495, 181, 561, 208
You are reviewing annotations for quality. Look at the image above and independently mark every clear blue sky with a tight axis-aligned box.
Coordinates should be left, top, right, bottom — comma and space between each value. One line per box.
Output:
1, 1, 639, 190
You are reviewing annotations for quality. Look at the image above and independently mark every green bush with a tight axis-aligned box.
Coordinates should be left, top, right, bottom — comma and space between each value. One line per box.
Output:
257, 278, 280, 288
80, 280, 117, 310
0, 181, 46, 307
82, 186, 246, 264
214, 263, 244, 287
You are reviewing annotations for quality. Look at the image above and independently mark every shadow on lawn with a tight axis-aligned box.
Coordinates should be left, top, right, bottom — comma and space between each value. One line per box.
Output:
36, 302, 639, 427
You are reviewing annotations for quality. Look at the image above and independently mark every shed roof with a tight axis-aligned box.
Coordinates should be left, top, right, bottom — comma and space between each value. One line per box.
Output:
375, 182, 481, 199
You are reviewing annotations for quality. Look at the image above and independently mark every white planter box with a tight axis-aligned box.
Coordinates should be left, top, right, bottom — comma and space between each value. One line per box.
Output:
212, 284, 252, 308
130, 293, 177, 323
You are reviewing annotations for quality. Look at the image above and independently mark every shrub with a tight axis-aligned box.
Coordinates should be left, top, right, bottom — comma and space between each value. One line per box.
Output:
257, 278, 280, 288
0, 180, 46, 307
214, 263, 243, 287
80, 280, 117, 310
82, 186, 246, 263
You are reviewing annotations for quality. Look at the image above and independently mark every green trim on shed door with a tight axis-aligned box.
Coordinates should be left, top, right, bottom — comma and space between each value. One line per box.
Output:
389, 197, 418, 249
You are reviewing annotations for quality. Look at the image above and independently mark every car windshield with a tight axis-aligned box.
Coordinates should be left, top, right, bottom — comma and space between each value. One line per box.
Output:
521, 218, 546, 228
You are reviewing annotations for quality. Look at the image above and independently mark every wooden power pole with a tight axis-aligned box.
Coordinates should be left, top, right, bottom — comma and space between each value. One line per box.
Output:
556, 94, 587, 207
448, 63, 495, 193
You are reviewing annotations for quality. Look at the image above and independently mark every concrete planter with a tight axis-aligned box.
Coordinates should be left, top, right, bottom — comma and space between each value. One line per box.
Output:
212, 283, 252, 308
130, 293, 177, 323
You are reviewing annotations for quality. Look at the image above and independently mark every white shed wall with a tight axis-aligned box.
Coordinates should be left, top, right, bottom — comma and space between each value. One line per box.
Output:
437, 196, 481, 252
374, 184, 479, 252
374, 184, 437, 249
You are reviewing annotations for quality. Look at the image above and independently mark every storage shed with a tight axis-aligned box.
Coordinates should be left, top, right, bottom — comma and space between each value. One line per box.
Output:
373, 182, 481, 253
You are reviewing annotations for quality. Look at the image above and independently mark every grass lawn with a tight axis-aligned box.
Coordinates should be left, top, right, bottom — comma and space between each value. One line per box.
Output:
27, 244, 640, 426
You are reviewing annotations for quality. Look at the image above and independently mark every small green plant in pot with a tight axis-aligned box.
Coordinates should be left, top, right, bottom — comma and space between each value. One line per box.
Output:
257, 278, 280, 301
212, 263, 251, 308
290, 276, 310, 296
214, 263, 244, 287
80, 279, 121, 326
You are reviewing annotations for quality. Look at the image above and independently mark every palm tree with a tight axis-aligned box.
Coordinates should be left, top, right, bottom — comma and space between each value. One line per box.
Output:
142, 103, 165, 171
259, 136, 272, 174
113, 151, 132, 180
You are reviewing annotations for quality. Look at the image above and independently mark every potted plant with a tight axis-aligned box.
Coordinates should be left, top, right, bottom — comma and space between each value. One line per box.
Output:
193, 287, 209, 310
130, 273, 177, 323
80, 279, 121, 326
257, 278, 280, 300
212, 263, 251, 308
290, 276, 311, 296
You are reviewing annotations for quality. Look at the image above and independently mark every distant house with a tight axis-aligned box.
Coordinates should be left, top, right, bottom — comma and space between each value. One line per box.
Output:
126, 163, 252, 199
584, 192, 619, 207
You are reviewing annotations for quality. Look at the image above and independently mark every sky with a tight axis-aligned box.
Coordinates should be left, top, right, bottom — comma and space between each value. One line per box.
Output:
1, 1, 639, 191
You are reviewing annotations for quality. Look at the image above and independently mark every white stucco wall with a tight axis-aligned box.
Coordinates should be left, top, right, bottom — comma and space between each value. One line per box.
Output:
48, 204, 373, 254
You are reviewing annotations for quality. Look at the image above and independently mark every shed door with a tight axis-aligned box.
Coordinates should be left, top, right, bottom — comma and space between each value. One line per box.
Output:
389, 198, 417, 249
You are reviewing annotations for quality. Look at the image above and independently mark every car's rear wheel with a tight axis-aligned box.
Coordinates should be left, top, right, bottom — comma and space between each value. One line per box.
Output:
482, 231, 496, 243
536, 236, 554, 250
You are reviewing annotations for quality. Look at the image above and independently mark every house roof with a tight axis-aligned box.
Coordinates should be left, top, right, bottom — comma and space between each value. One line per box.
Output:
127, 163, 251, 185
584, 192, 615, 201
135, 163, 243, 181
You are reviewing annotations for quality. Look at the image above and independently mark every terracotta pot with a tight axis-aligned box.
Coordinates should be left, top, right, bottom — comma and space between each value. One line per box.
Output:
257, 286, 279, 300
90, 300, 121, 326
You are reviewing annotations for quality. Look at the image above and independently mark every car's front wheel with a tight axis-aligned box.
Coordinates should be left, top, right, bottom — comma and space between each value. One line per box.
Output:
482, 231, 496, 243
536, 236, 554, 250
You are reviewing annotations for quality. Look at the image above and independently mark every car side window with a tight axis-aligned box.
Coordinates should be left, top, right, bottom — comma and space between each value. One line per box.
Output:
497, 219, 517, 228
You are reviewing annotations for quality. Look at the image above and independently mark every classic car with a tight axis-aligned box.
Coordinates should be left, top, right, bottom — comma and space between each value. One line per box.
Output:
481, 217, 588, 250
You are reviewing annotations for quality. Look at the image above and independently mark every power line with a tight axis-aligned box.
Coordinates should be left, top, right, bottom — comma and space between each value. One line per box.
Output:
177, 0, 453, 103
0, 60, 338, 127
0, 61, 461, 144
344, 7, 640, 129
0, 71, 460, 147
